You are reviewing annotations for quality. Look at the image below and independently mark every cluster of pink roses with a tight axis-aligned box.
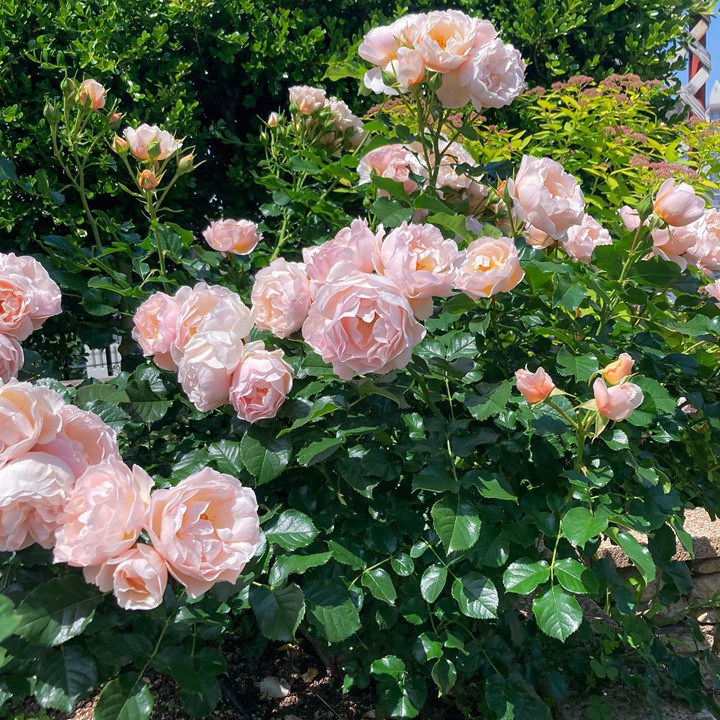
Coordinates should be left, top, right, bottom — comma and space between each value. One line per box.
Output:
133, 283, 293, 422
516, 353, 644, 423
0, 253, 62, 383
251, 218, 524, 380
202, 219, 263, 256
359, 9, 525, 110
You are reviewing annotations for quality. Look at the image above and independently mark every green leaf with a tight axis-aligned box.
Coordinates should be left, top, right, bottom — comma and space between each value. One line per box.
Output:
451, 573, 498, 619
94, 674, 153, 720
561, 507, 608, 546
270, 552, 333, 586
304, 580, 361, 643
207, 440, 244, 475
376, 675, 427, 719
629, 259, 682, 286
35, 646, 97, 713
123, 380, 171, 423
431, 497, 481, 554
391, 553, 414, 577
328, 539, 365, 570
465, 381, 513, 421
265, 511, 318, 551
371, 197, 413, 228
502, 559, 551, 594
15, 575, 103, 646
289, 156, 320, 174
240, 425, 291, 485
420, 565, 448, 603
371, 655, 406, 678
554, 558, 599, 595
615, 531, 656, 583
0, 595, 20, 642
250, 584, 305, 642
361, 568, 397, 605
556, 347, 599, 382
297, 436, 345, 466
431, 658, 457, 696
532, 586, 583, 642
428, 212, 472, 241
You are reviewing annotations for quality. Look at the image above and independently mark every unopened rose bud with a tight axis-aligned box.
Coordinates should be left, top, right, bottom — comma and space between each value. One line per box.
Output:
177, 153, 194, 174
43, 102, 61, 125
267, 112, 279, 127
138, 169, 159, 190
78, 79, 106, 110
108, 112, 123, 128
112, 136, 128, 155
61, 77, 78, 101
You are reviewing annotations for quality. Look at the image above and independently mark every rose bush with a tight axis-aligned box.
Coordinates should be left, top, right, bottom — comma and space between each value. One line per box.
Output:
1, 7, 720, 720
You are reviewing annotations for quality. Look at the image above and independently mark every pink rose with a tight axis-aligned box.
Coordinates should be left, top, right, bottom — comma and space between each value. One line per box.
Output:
703, 279, 720, 305
376, 222, 461, 319
515, 367, 555, 404
524, 223, 554, 249
601, 353, 634, 386
84, 544, 168, 611
619, 206, 641, 232
146, 468, 260, 598
133, 292, 182, 371
303, 219, 382, 283
0, 380, 63, 465
562, 213, 612, 263
202, 219, 262, 256
0, 335, 23, 383
302, 267, 426, 380
508, 156, 585, 239
686, 210, 720, 273
593, 377, 644, 422
0, 453, 74, 551
456, 236, 524, 299
326, 98, 366, 150
652, 223, 700, 269
358, 15, 423, 67
364, 48, 426, 96
123, 124, 181, 161
358, 144, 428, 195
54, 457, 153, 567
229, 341, 293, 423
78, 79, 106, 110
414, 10, 484, 72
288, 86, 327, 115
251, 259, 312, 338
653, 178, 705, 228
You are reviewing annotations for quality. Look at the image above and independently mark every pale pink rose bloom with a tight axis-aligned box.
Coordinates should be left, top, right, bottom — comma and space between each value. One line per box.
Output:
302, 267, 426, 380
146, 468, 260, 598
677, 396, 698, 415
202, 219, 262, 256
363, 48, 426, 96
0, 453, 74, 551
377, 222, 461, 319
414, 10, 482, 72
302, 219, 382, 283
123, 124, 181, 161
358, 15, 423, 67
685, 210, 720, 272
515, 367, 555, 404
652, 222, 700, 269
229, 341, 293, 423
524, 223, 554, 249
437, 39, 526, 111
54, 457, 153, 567
288, 86, 327, 115
619, 206, 641, 232
36, 405, 119, 478
456, 236, 524, 299
0, 380, 63, 465
357, 144, 428, 195
325, 98, 366, 150
601, 353, 634, 386
0, 335, 22, 383
434, 143, 486, 209
132, 292, 182, 371
78, 80, 106, 110
703, 279, 720, 305
84, 545, 168, 611
508, 156, 585, 240
252, 259, 312, 338
593, 377, 644, 422
617, 207, 681, 264
562, 213, 612, 263
653, 178, 705, 228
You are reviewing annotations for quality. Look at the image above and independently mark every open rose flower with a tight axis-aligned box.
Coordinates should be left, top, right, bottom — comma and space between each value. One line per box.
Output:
653, 178, 705, 228
515, 366, 555, 404
229, 341, 293, 423
252, 259, 311, 338
508, 156, 585, 239
358, 144, 428, 195
146, 468, 260, 598
288, 86, 327, 115
133, 291, 183, 371
524, 223, 554, 249
78, 79, 106, 110
703, 279, 720, 305
456, 236, 524, 299
593, 377, 644, 422
359, 14, 423, 68
326, 98, 366, 150
563, 213, 612, 263
302, 266, 426, 380
0, 335, 22, 383
203, 219, 262, 256
364, 47, 426, 95
123, 124, 181, 161
601, 353, 634, 385
54, 457, 153, 567
414, 10, 483, 72
84, 544, 168, 611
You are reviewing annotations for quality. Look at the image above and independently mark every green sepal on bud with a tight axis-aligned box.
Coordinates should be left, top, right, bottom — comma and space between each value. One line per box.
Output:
43, 101, 62, 125
60, 77, 77, 101
147, 139, 162, 161
177, 153, 195, 174
637, 194, 654, 223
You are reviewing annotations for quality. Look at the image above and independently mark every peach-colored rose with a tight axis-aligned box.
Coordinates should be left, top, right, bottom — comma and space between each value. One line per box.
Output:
84, 544, 168, 611
0, 380, 63, 465
515, 367, 555, 404
414, 10, 482, 72
0, 453, 74, 551
302, 267, 426, 380
685, 210, 720, 273
563, 213, 612, 263
145, 468, 260, 598
703, 279, 720, 305
251, 259, 312, 338
508, 156, 585, 239
138, 169, 159, 190
619, 206, 641, 232
376, 222, 461, 319
652, 222, 699, 269
229, 341, 293, 423
653, 178, 705, 228
325, 98, 366, 151
288, 86, 327, 115
601, 353, 634, 386
303, 219, 382, 283
358, 144, 428, 195
358, 15, 423, 67
524, 223, 554, 249
456, 236, 524, 299
202, 219, 262, 256
593, 377, 644, 422
364, 48, 426, 96
0, 335, 22, 383
133, 292, 182, 371
54, 457, 153, 567
123, 124, 181, 161
78, 79, 106, 110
